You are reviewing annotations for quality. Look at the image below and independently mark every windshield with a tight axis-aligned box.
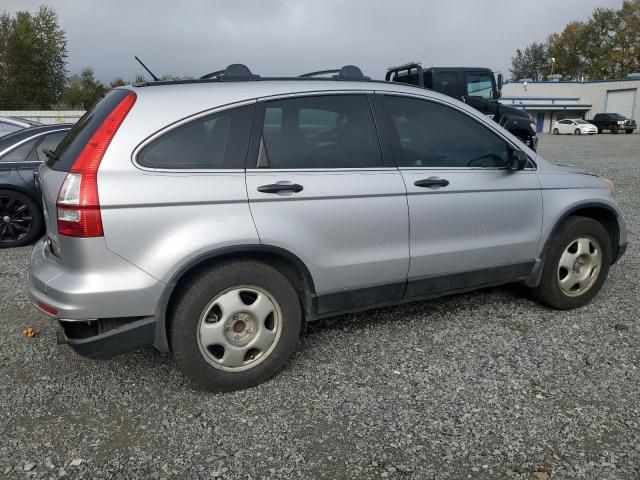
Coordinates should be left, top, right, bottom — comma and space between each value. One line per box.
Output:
575, 120, 590, 124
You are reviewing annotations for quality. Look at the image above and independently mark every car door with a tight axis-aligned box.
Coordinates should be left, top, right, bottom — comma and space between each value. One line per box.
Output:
378, 93, 542, 298
246, 93, 410, 315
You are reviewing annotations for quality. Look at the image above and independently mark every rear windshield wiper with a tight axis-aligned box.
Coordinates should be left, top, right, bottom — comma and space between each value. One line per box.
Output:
43, 149, 59, 161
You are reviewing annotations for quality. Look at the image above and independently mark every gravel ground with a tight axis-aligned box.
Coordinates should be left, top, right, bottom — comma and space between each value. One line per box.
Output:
1, 134, 639, 479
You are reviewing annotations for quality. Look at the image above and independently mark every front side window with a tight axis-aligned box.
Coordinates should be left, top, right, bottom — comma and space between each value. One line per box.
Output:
137, 104, 254, 169
383, 95, 509, 168
0, 138, 38, 163
466, 73, 494, 100
258, 95, 382, 169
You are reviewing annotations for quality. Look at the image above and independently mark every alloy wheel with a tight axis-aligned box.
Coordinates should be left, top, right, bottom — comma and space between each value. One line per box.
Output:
0, 194, 33, 244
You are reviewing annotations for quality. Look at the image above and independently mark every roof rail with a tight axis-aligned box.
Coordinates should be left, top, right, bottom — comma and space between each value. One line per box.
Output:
200, 64, 260, 81
299, 65, 370, 81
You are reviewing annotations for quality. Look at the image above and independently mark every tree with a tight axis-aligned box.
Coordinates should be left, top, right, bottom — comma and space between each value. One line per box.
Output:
59, 68, 106, 109
110, 77, 126, 88
0, 6, 67, 109
511, 0, 640, 80
547, 22, 589, 80
509, 42, 550, 80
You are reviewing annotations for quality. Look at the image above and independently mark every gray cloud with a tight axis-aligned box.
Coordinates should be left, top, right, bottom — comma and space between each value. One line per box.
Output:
2, 0, 623, 82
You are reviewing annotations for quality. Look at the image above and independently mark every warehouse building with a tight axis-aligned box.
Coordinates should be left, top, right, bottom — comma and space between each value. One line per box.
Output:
500, 76, 640, 133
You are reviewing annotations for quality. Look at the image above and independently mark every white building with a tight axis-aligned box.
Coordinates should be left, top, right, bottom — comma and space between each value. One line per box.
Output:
501, 77, 640, 133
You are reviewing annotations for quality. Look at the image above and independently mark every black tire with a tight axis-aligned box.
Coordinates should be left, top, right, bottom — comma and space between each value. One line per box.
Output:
597, 128, 603, 134
574, 128, 581, 135
530, 216, 612, 310
0, 190, 43, 248
553, 128, 559, 135
625, 130, 634, 134
611, 125, 619, 134
170, 259, 302, 391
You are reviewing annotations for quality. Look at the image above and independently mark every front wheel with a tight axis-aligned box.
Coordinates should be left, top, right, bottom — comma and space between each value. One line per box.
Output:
611, 125, 619, 134
0, 190, 43, 248
626, 130, 634, 134
170, 259, 302, 391
574, 129, 581, 135
553, 128, 559, 135
530, 216, 612, 310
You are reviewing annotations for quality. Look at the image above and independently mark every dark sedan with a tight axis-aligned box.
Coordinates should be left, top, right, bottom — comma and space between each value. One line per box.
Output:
0, 124, 71, 248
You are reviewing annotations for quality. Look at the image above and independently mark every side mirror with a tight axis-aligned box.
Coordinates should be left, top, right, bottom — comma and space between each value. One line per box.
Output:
508, 149, 528, 170
497, 73, 503, 98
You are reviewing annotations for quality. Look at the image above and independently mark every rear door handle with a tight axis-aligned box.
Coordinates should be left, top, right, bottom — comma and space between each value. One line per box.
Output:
257, 183, 304, 194
414, 177, 449, 188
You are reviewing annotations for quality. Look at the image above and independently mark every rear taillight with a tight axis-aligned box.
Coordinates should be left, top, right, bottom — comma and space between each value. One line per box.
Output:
57, 91, 136, 237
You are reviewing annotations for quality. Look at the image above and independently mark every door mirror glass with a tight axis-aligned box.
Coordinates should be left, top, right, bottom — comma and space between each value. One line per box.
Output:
508, 149, 528, 170
497, 73, 503, 97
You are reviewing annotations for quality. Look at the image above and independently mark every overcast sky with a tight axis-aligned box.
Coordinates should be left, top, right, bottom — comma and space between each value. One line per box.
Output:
2, 0, 624, 83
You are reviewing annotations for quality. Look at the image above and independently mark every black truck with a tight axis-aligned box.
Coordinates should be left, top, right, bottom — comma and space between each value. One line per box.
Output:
589, 113, 637, 134
386, 63, 538, 150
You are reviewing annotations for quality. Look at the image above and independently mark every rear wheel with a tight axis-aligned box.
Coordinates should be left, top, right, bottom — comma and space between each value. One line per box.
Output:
553, 128, 559, 135
530, 216, 611, 310
574, 128, 581, 135
170, 259, 302, 391
0, 190, 43, 248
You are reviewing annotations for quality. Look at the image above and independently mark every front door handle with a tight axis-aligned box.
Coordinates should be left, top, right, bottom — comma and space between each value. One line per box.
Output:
257, 183, 304, 194
414, 177, 449, 188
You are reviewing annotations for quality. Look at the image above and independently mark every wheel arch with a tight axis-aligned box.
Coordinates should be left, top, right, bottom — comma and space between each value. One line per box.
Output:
0, 182, 42, 205
525, 201, 623, 287
153, 245, 316, 352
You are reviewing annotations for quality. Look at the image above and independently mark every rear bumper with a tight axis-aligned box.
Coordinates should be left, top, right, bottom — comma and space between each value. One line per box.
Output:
28, 237, 164, 357
59, 317, 157, 360
29, 237, 163, 319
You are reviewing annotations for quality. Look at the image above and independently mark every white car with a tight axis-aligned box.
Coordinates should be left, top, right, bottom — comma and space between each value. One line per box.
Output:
552, 119, 598, 135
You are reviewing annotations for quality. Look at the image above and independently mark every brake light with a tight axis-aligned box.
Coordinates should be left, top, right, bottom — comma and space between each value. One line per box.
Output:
56, 91, 136, 237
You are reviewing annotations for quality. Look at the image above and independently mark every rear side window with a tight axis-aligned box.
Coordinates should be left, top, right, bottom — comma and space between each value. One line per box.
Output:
30, 132, 67, 162
383, 95, 509, 168
137, 104, 254, 169
0, 138, 38, 163
48, 89, 131, 172
258, 95, 382, 169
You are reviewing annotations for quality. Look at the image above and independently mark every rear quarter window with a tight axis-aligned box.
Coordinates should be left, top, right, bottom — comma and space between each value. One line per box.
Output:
137, 104, 254, 169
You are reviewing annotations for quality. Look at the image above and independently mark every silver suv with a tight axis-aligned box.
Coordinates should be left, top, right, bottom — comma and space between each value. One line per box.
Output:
29, 65, 627, 391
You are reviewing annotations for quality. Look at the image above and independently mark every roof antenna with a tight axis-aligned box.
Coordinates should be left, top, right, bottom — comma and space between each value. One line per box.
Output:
134, 56, 159, 81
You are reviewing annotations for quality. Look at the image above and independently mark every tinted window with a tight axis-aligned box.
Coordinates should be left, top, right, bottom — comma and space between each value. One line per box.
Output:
138, 105, 254, 169
383, 96, 509, 168
0, 138, 38, 163
0, 122, 23, 137
466, 73, 494, 100
48, 89, 130, 172
437, 71, 458, 97
31, 131, 66, 162
259, 95, 382, 169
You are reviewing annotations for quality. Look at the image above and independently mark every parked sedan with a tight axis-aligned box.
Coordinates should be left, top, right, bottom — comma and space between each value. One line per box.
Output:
0, 124, 71, 248
552, 119, 598, 135
0, 117, 43, 137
